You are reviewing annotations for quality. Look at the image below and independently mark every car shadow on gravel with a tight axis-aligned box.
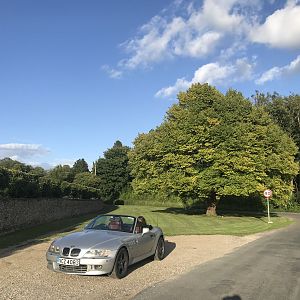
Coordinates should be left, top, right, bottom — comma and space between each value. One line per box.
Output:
127, 240, 176, 276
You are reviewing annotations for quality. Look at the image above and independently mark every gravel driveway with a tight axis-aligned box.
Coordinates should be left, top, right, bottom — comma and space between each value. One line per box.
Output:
0, 235, 260, 300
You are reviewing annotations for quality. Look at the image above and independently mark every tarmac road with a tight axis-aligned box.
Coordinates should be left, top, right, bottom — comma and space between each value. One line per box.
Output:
134, 213, 300, 300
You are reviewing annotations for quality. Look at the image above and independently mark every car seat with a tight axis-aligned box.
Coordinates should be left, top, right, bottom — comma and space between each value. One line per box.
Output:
108, 219, 121, 231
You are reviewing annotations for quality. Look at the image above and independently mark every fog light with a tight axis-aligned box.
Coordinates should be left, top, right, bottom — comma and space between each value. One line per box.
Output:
94, 265, 102, 270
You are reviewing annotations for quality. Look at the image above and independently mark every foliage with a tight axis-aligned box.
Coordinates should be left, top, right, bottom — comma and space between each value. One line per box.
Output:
0, 159, 100, 200
72, 159, 89, 175
0, 158, 33, 172
0, 167, 10, 190
0, 168, 40, 198
60, 181, 101, 199
129, 84, 299, 215
120, 186, 183, 207
73, 172, 102, 189
39, 177, 62, 198
45, 164, 74, 183
253, 92, 300, 152
95, 141, 131, 201
252, 91, 300, 193
29, 166, 47, 177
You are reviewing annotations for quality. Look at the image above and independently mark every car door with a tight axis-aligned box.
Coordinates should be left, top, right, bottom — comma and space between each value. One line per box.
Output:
136, 229, 155, 257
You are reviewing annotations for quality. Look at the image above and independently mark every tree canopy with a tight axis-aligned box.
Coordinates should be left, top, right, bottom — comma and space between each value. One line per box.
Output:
252, 92, 300, 193
72, 159, 89, 175
95, 141, 131, 201
129, 84, 299, 215
45, 164, 74, 183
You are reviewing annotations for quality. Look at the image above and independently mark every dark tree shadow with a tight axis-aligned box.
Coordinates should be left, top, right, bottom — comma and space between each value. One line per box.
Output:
152, 207, 206, 215
127, 240, 176, 276
0, 205, 118, 259
223, 295, 242, 300
151, 207, 279, 221
218, 210, 279, 221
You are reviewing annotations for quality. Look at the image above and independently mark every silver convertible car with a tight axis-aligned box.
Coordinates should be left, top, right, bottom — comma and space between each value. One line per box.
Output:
46, 214, 165, 278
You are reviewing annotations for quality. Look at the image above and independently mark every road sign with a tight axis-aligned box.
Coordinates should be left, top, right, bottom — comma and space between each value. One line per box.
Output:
263, 189, 273, 224
263, 189, 272, 198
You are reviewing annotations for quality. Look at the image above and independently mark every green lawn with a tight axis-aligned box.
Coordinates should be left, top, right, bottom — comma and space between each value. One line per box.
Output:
0, 205, 293, 250
111, 205, 293, 236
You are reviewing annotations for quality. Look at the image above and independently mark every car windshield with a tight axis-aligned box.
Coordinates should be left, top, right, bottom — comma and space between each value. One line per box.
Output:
85, 215, 136, 233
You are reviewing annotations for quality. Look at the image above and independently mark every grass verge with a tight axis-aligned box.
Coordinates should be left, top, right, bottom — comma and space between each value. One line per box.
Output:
111, 206, 293, 236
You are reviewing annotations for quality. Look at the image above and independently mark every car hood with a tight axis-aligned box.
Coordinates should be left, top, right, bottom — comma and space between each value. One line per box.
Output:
55, 230, 131, 250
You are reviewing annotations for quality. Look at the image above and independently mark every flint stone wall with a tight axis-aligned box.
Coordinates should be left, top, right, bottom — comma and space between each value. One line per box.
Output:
0, 197, 103, 235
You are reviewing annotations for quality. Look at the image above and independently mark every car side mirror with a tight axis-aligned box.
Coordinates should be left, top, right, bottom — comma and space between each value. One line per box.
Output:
142, 227, 150, 235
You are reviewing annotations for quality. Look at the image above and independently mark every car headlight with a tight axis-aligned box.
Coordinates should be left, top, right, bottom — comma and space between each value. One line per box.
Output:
48, 242, 60, 253
83, 249, 111, 258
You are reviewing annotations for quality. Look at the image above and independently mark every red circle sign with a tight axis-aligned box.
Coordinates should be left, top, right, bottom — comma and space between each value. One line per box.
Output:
264, 189, 272, 198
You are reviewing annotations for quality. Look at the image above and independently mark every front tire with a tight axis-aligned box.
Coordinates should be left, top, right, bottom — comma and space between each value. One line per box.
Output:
110, 248, 129, 279
154, 236, 165, 260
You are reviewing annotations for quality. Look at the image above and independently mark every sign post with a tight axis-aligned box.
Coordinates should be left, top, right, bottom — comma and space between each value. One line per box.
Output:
263, 189, 273, 224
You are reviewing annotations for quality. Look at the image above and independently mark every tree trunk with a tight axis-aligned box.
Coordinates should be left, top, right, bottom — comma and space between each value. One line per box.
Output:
206, 190, 217, 216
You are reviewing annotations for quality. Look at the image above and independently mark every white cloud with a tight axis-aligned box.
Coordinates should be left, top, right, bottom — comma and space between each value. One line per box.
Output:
155, 78, 190, 98
173, 31, 222, 57
0, 144, 79, 170
256, 54, 300, 84
250, 1, 300, 49
0, 143, 49, 161
201, 0, 244, 32
120, 16, 186, 69
101, 65, 122, 79
156, 57, 254, 98
117, 0, 257, 70
192, 62, 235, 84
288, 54, 300, 72
255, 67, 282, 85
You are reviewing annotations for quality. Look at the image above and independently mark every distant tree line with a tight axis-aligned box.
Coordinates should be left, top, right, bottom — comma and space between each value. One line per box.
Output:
1, 84, 300, 215
0, 141, 131, 201
0, 158, 101, 199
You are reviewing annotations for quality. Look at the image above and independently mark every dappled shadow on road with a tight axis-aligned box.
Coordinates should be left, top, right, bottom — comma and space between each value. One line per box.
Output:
0, 205, 118, 259
127, 240, 176, 276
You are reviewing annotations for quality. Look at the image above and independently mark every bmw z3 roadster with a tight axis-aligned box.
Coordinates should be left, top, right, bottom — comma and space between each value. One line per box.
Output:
46, 214, 165, 278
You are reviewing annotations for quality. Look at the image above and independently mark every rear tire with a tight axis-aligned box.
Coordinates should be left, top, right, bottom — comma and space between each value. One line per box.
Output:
154, 236, 165, 260
110, 248, 129, 279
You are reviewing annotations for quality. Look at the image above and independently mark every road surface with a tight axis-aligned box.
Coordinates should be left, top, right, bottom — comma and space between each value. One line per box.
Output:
134, 214, 300, 300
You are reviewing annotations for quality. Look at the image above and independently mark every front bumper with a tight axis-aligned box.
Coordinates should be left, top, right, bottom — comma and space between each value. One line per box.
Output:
46, 252, 116, 275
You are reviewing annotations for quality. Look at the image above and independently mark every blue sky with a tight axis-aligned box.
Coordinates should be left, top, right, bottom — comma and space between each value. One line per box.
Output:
1, 0, 300, 169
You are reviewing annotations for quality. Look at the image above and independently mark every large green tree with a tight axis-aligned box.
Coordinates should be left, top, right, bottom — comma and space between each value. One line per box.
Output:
129, 84, 298, 215
95, 141, 131, 201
